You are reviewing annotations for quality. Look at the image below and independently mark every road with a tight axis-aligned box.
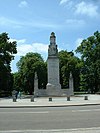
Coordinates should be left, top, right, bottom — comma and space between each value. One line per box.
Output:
0, 105, 100, 132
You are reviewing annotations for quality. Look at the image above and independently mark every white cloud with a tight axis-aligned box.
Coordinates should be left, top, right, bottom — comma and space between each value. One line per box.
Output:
0, 17, 22, 29
11, 39, 48, 56
10, 38, 62, 59
9, 38, 26, 44
0, 16, 61, 30
17, 44, 33, 56
59, 0, 70, 5
75, 38, 83, 48
17, 39, 26, 44
11, 40, 48, 72
66, 19, 85, 26
18, 1, 28, 8
11, 39, 61, 72
32, 43, 48, 53
17, 42, 48, 57
75, 1, 98, 17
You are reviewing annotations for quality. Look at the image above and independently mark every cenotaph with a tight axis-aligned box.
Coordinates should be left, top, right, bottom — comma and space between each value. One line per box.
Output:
33, 32, 74, 97
46, 32, 61, 96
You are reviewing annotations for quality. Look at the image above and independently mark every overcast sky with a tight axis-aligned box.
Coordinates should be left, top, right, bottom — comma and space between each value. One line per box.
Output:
0, 0, 100, 72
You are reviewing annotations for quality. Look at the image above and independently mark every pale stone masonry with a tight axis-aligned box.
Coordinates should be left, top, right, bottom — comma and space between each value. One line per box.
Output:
34, 72, 38, 96
46, 32, 61, 96
34, 32, 74, 97
69, 72, 74, 95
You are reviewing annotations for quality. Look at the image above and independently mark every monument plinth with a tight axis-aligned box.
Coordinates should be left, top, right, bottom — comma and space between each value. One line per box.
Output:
46, 32, 61, 96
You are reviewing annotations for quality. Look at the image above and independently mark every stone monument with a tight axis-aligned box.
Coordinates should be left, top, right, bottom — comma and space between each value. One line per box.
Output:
34, 72, 38, 96
69, 72, 74, 95
33, 32, 74, 97
46, 32, 61, 96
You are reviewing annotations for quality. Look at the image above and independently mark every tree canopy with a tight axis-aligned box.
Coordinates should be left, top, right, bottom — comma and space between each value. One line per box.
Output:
59, 50, 82, 91
16, 52, 47, 94
0, 33, 17, 95
76, 31, 100, 93
1, 31, 99, 96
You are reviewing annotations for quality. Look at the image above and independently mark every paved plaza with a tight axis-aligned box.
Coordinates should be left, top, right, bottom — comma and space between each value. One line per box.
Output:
0, 94, 100, 108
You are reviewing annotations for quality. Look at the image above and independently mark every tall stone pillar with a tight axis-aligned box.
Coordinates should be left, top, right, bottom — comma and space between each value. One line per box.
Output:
69, 72, 74, 95
34, 72, 38, 96
46, 32, 61, 96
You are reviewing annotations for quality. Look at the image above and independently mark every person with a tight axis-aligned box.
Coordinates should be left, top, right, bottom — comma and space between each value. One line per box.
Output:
18, 91, 21, 99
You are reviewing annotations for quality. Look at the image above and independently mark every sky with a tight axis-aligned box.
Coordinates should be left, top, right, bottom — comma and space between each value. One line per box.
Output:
0, 0, 100, 72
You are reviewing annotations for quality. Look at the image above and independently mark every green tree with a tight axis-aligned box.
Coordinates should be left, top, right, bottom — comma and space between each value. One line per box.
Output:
13, 72, 22, 91
16, 52, 47, 94
0, 33, 17, 95
76, 31, 100, 93
59, 50, 82, 91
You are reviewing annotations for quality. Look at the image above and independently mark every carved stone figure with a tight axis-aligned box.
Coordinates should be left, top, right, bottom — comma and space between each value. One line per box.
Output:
48, 32, 58, 56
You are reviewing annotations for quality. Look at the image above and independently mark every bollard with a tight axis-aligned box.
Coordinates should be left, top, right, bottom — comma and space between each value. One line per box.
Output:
31, 95, 34, 102
49, 97, 52, 102
84, 96, 88, 100
13, 96, 16, 102
67, 96, 70, 101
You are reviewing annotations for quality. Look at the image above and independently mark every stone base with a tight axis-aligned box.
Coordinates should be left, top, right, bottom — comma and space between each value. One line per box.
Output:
46, 83, 61, 96
34, 86, 74, 97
